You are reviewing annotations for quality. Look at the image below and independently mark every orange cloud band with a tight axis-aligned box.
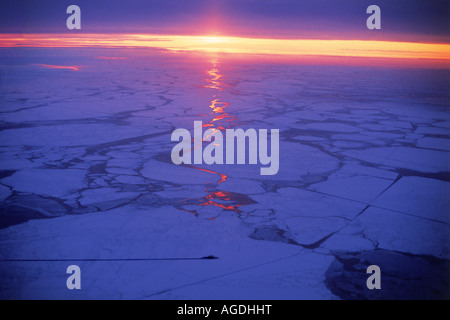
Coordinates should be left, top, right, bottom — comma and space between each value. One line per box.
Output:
1, 34, 449, 61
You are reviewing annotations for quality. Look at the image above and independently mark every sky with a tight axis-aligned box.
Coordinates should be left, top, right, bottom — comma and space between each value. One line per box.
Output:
0, 0, 449, 42
0, 1, 448, 65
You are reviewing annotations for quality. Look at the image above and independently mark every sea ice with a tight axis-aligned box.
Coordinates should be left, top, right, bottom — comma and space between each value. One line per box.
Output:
417, 137, 450, 151
1, 169, 86, 198
325, 207, 450, 259
309, 175, 394, 203
344, 147, 449, 173
372, 176, 450, 224
0, 184, 12, 201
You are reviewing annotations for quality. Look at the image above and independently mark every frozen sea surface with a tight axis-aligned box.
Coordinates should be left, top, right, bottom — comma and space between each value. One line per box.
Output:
0, 48, 449, 299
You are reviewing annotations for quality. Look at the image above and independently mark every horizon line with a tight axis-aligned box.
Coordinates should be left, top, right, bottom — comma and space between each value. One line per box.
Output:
1, 33, 449, 62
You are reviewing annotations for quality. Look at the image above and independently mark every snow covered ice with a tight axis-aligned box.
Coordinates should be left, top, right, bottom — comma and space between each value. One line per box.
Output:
0, 48, 449, 299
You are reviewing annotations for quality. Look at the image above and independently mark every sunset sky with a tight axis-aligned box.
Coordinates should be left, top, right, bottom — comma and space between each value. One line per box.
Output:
0, 0, 449, 63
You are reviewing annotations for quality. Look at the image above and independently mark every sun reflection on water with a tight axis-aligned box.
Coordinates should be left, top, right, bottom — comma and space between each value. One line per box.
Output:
180, 56, 254, 218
